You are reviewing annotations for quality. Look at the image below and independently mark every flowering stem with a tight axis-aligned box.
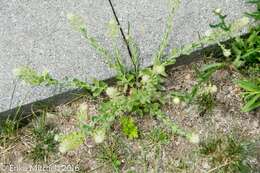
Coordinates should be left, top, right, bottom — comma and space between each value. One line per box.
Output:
107, 0, 138, 74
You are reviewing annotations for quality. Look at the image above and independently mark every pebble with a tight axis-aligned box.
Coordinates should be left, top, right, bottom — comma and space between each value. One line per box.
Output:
252, 120, 259, 128
184, 74, 191, 80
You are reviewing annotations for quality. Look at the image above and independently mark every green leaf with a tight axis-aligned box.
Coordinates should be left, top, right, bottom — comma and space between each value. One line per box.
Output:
91, 80, 108, 97
72, 78, 91, 90
237, 80, 260, 112
241, 94, 260, 112
237, 80, 260, 92
200, 63, 224, 72
120, 117, 139, 139
14, 67, 58, 86
246, 12, 260, 20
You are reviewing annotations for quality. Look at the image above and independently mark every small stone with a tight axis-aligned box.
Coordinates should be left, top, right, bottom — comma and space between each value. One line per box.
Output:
252, 120, 259, 128
202, 161, 211, 170
184, 74, 191, 80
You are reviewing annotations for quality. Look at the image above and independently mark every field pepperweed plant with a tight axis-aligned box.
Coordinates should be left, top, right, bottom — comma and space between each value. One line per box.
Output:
14, 0, 255, 154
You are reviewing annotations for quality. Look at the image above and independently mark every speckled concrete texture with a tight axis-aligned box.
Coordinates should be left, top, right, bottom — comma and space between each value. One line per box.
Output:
0, 0, 116, 115
0, 0, 255, 116
112, 0, 253, 66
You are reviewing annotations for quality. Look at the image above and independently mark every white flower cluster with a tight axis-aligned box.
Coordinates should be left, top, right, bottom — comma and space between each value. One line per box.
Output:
205, 84, 218, 94
93, 129, 106, 144
214, 8, 222, 14
67, 13, 86, 32
106, 87, 119, 98
153, 65, 167, 76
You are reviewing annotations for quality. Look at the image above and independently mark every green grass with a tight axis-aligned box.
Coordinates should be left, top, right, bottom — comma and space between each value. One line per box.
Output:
147, 128, 170, 145
97, 139, 122, 173
199, 134, 258, 173
29, 113, 58, 162
196, 91, 215, 116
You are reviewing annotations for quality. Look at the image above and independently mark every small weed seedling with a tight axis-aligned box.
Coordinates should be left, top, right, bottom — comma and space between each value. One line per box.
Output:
196, 89, 216, 116
29, 112, 58, 162
0, 108, 22, 146
120, 117, 139, 139
199, 134, 258, 173
148, 128, 170, 145
0, 119, 18, 146
97, 138, 122, 173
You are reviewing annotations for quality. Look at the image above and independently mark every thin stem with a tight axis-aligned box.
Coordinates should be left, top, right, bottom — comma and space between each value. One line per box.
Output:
107, 0, 137, 74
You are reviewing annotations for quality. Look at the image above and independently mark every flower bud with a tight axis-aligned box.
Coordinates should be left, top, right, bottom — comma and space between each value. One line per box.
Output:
173, 97, 181, 105
54, 134, 60, 142
67, 13, 86, 32
210, 85, 218, 93
188, 133, 200, 144
204, 29, 213, 37
93, 129, 106, 144
214, 8, 222, 14
153, 65, 166, 76
238, 17, 250, 28
78, 103, 88, 114
223, 49, 231, 57
13, 68, 22, 76
141, 74, 150, 83
106, 87, 118, 98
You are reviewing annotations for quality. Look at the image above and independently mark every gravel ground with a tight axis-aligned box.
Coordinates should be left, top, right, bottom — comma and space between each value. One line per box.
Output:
0, 60, 259, 173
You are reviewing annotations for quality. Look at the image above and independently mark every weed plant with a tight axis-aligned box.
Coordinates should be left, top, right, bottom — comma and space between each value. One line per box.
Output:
199, 134, 258, 173
29, 112, 58, 162
185, 3, 260, 113
14, 0, 253, 154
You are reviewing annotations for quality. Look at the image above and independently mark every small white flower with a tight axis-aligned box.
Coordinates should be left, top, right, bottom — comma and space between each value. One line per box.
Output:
214, 8, 222, 14
93, 129, 106, 144
106, 87, 118, 98
107, 19, 119, 38
239, 17, 250, 27
13, 68, 22, 76
141, 74, 150, 83
125, 35, 130, 40
59, 144, 67, 153
210, 85, 218, 93
79, 103, 88, 114
188, 133, 200, 144
173, 97, 181, 105
67, 13, 75, 21
223, 49, 231, 57
204, 29, 213, 37
67, 13, 86, 31
153, 65, 166, 76
54, 134, 60, 142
